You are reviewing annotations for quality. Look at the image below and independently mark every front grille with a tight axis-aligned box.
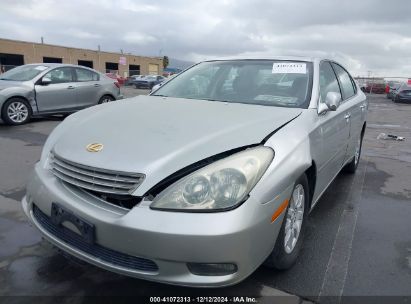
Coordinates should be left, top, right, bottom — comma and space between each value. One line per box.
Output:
50, 152, 144, 195
84, 189, 142, 209
33, 204, 159, 272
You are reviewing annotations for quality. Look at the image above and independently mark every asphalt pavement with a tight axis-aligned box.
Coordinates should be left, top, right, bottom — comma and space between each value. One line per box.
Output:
0, 92, 410, 303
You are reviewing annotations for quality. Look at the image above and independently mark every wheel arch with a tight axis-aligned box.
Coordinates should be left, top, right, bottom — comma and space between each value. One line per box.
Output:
361, 122, 366, 138
0, 95, 34, 116
100, 93, 116, 101
304, 160, 317, 209
1, 96, 33, 125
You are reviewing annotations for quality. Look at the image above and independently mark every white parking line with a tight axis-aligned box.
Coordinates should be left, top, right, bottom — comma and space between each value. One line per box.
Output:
318, 157, 369, 303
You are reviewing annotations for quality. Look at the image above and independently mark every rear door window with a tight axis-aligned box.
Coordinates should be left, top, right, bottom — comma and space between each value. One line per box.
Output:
75, 68, 99, 82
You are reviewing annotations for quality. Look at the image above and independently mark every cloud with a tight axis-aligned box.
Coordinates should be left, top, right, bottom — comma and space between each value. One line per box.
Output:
0, 0, 410, 76
123, 32, 157, 45
66, 28, 102, 39
1, 0, 59, 21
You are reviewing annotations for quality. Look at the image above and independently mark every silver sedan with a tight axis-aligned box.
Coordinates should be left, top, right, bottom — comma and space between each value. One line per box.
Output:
0, 64, 123, 125
22, 57, 367, 287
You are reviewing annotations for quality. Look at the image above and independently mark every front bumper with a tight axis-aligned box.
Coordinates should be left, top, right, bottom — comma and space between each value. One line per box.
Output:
395, 95, 411, 102
22, 163, 290, 287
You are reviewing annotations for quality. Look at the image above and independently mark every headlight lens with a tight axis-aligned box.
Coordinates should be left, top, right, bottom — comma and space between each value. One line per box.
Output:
151, 147, 274, 211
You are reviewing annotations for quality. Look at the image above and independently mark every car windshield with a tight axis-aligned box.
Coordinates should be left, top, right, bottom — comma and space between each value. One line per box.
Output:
152, 60, 313, 108
0, 65, 49, 81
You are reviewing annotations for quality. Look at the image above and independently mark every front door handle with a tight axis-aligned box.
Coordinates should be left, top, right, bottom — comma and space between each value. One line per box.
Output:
93, 84, 101, 87
360, 104, 366, 111
67, 86, 75, 89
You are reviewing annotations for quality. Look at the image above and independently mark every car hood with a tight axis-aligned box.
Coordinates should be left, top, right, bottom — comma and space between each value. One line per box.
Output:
53, 96, 301, 195
0, 80, 26, 90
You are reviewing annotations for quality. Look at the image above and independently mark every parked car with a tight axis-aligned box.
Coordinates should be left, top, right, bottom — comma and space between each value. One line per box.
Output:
105, 72, 126, 86
355, 79, 367, 92
0, 64, 123, 125
393, 83, 411, 103
387, 82, 401, 99
133, 75, 165, 89
126, 75, 146, 86
363, 82, 386, 94
23, 57, 367, 287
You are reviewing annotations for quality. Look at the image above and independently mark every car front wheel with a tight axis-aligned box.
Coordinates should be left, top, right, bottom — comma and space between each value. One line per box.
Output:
344, 133, 363, 173
1, 98, 32, 125
264, 174, 309, 270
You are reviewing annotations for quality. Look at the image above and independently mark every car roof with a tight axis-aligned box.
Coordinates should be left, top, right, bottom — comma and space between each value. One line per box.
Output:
201, 56, 327, 63
25, 63, 98, 70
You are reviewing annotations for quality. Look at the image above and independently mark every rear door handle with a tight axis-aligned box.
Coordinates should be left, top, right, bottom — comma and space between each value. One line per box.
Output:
67, 86, 75, 89
360, 105, 366, 110
344, 113, 351, 120
93, 84, 101, 87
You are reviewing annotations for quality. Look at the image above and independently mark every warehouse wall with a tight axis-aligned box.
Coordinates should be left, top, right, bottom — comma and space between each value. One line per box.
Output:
0, 38, 163, 76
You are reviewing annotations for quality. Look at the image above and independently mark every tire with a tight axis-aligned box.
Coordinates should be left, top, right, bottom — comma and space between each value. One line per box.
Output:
1, 97, 32, 125
264, 174, 309, 270
98, 95, 114, 104
344, 132, 363, 174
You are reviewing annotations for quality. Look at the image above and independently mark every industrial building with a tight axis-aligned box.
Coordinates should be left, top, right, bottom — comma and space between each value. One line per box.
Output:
0, 38, 163, 76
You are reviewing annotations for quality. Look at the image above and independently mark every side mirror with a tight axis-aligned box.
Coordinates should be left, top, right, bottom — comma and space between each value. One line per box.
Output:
318, 92, 342, 114
325, 92, 341, 111
150, 83, 162, 93
41, 77, 51, 85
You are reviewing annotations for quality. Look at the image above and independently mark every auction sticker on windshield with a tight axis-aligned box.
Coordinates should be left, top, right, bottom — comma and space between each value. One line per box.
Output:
272, 62, 306, 74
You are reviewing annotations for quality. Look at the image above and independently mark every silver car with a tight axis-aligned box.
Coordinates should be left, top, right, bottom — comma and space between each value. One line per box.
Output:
0, 64, 123, 125
22, 57, 367, 287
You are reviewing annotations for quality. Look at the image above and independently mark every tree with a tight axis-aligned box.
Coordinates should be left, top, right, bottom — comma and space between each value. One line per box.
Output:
163, 56, 169, 69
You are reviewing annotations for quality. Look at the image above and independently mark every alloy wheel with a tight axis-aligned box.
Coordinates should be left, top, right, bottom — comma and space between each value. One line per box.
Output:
100, 97, 112, 103
284, 184, 305, 254
7, 101, 29, 123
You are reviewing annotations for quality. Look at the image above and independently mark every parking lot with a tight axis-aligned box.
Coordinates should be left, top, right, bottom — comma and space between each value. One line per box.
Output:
0, 91, 410, 302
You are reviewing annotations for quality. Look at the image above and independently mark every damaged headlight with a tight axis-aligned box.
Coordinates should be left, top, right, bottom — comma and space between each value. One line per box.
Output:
150, 147, 274, 211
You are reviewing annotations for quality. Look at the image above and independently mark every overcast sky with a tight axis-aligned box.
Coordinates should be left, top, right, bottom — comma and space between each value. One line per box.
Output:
1, 0, 411, 76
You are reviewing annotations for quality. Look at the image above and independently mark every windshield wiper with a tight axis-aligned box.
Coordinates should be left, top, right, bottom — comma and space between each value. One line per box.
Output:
203, 98, 230, 103
152, 94, 169, 97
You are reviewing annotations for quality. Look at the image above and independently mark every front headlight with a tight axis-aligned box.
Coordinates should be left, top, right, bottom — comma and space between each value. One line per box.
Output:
150, 147, 274, 211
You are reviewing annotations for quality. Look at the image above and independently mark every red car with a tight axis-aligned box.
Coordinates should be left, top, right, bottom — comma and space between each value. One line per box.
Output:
363, 82, 386, 94
105, 73, 126, 86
